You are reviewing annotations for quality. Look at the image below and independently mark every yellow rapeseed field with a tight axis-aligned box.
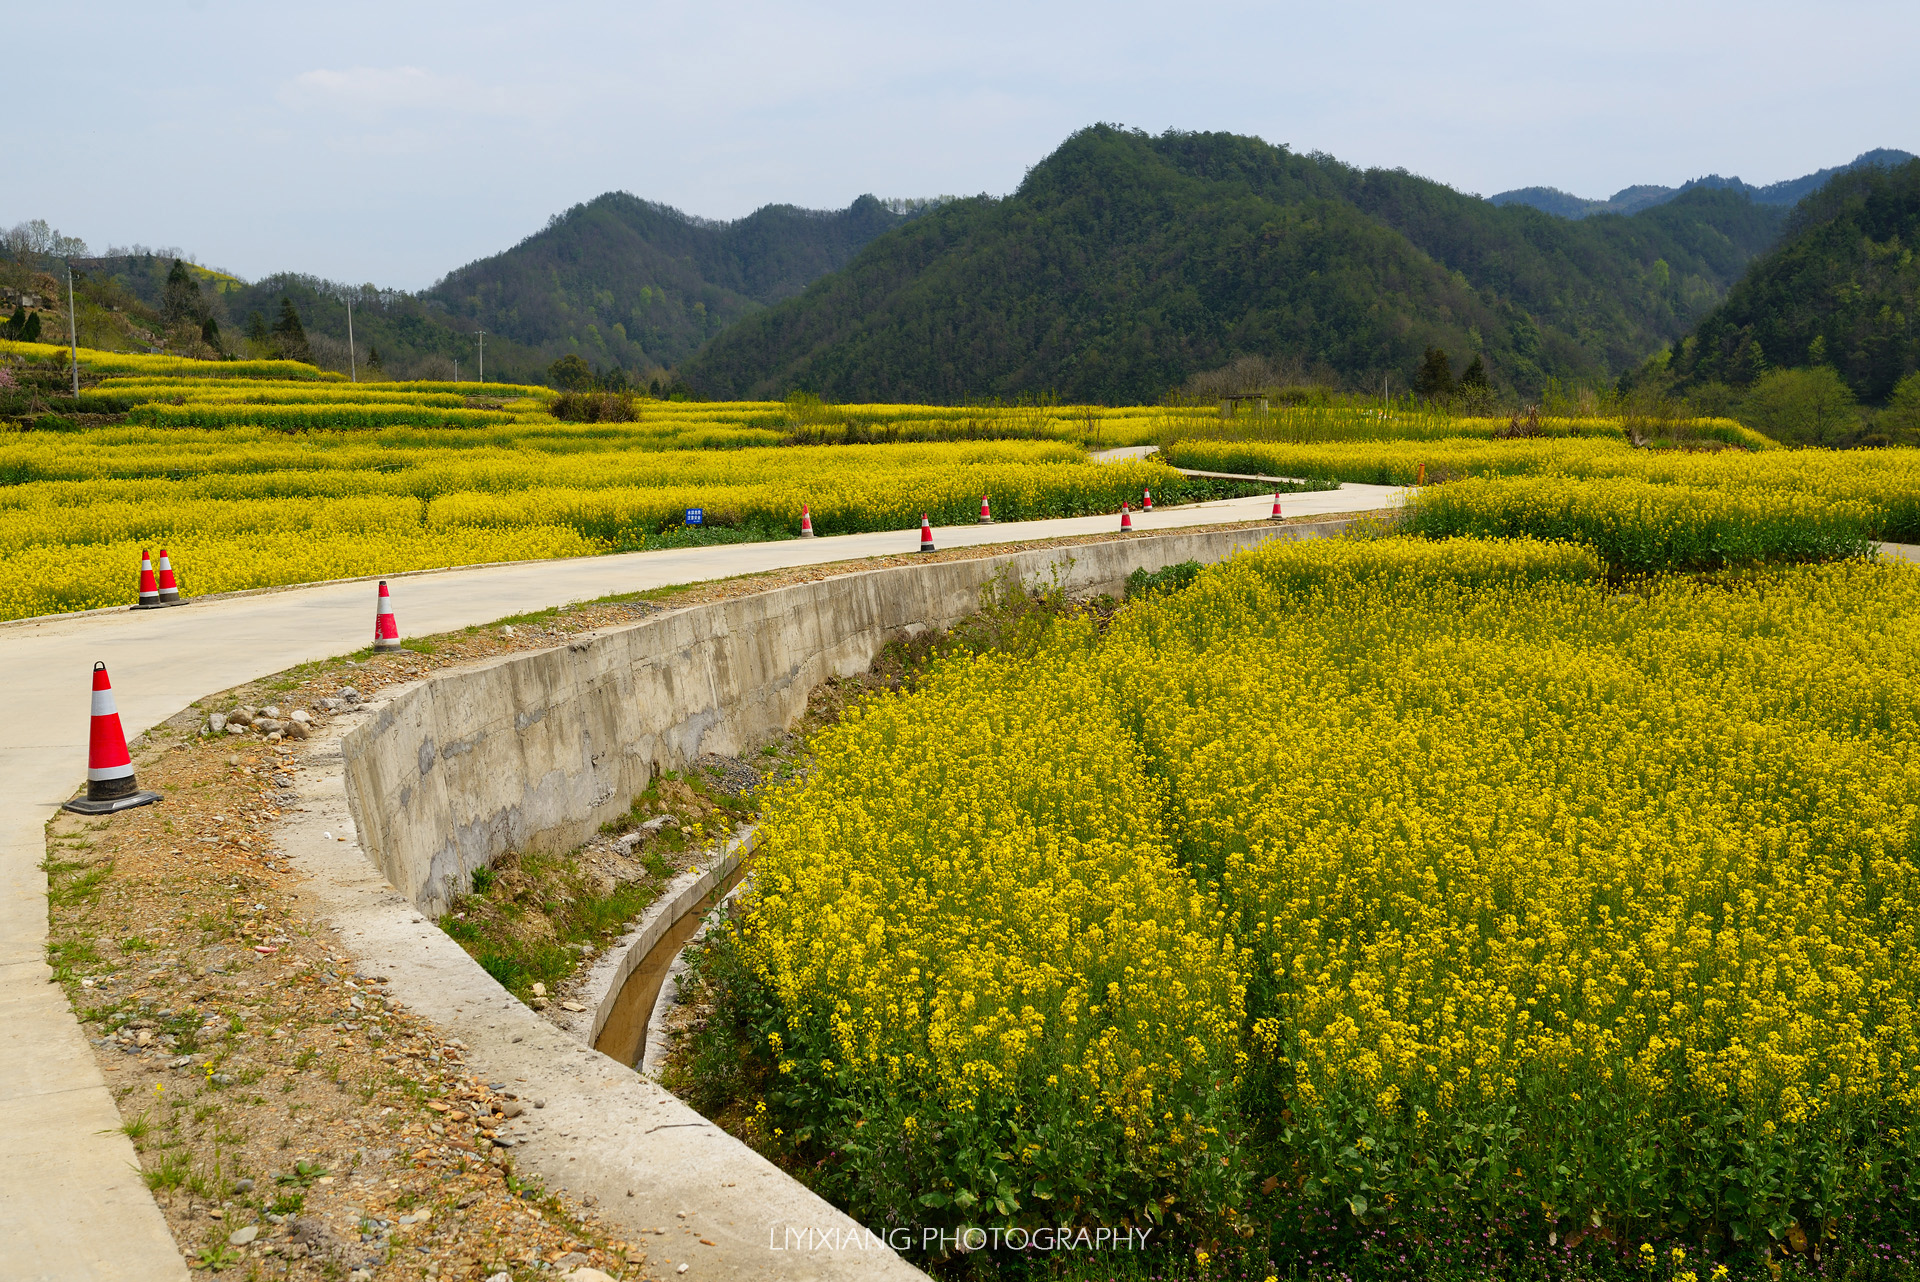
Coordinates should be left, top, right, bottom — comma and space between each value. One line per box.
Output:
0, 341, 1257, 619
1169, 435, 1920, 547
745, 536, 1920, 1264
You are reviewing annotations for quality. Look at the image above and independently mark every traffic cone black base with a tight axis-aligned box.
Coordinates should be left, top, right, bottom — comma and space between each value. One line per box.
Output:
62, 788, 162, 815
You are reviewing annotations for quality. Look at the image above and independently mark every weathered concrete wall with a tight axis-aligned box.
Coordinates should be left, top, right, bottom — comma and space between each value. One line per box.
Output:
343, 520, 1350, 915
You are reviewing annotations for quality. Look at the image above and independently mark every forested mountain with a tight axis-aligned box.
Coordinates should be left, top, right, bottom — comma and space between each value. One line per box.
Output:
35, 194, 918, 385
1491, 149, 1915, 220
1674, 158, 1920, 403
421, 193, 915, 374
680, 126, 1788, 403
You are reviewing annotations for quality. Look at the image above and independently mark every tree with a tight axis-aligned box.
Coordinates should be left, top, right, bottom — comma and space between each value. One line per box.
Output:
245, 311, 269, 344
1414, 347, 1455, 400
4, 306, 22, 340
163, 258, 204, 326
200, 317, 221, 350
367, 345, 384, 372
271, 298, 309, 362
2, 218, 88, 262
548, 353, 594, 391
1459, 353, 1490, 392
19, 311, 40, 343
1739, 366, 1858, 446
600, 365, 630, 393
1879, 370, 1920, 445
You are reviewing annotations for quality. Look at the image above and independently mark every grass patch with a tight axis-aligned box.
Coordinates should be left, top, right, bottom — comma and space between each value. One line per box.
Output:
119, 1109, 154, 1144
142, 1149, 191, 1192
444, 765, 756, 1002
442, 852, 665, 998
47, 936, 102, 979
46, 859, 113, 907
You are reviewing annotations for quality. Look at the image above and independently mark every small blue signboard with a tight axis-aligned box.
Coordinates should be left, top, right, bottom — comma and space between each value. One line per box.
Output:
685, 507, 704, 526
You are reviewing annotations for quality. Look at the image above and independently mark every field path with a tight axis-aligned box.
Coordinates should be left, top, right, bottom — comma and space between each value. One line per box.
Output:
0, 483, 1403, 1280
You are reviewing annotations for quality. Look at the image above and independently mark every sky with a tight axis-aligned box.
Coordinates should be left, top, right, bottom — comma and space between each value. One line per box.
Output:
10, 0, 1917, 290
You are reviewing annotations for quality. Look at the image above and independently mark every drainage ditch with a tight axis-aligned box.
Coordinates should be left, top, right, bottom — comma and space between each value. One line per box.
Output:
593, 851, 755, 1069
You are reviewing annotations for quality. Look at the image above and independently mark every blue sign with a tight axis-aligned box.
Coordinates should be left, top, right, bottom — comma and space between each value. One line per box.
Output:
685, 508, 704, 526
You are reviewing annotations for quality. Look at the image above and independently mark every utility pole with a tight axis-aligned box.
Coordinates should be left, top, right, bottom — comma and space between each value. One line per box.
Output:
346, 297, 356, 383
474, 329, 485, 383
66, 263, 79, 395
453, 358, 459, 383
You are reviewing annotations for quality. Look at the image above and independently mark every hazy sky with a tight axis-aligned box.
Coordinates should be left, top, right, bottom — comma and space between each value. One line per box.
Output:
11, 1, 1915, 289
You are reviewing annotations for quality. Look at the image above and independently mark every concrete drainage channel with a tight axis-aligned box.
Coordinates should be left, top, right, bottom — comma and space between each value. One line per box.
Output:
280, 519, 1355, 1279
580, 830, 759, 1074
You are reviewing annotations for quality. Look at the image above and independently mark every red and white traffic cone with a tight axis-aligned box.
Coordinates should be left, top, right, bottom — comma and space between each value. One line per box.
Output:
155, 547, 184, 605
1269, 492, 1285, 521
978, 494, 994, 524
63, 662, 161, 814
373, 580, 403, 652
917, 514, 935, 553
1142, 488, 1154, 513
799, 505, 815, 538
1119, 502, 1134, 533
133, 549, 162, 609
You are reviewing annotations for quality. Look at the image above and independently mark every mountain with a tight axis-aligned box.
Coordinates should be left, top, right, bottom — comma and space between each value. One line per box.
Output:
679, 125, 1788, 403
46, 194, 920, 385
1673, 157, 1920, 403
1491, 149, 1915, 220
420, 193, 916, 375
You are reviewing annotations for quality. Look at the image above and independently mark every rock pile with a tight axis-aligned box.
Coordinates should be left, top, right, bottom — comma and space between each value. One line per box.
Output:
207, 692, 358, 743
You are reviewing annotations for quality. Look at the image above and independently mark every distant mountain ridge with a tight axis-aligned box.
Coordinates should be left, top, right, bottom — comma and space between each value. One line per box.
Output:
681, 125, 1789, 403
1491, 149, 1915, 220
420, 192, 918, 375
1674, 156, 1920, 403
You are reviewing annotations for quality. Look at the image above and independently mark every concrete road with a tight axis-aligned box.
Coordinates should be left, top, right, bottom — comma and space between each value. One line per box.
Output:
0, 482, 1404, 1280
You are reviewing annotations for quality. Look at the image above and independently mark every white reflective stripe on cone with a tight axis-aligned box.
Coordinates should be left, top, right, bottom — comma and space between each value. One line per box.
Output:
87, 761, 136, 781
91, 689, 118, 717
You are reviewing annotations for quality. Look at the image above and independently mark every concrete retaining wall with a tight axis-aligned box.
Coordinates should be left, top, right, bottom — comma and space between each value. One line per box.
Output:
342, 520, 1351, 915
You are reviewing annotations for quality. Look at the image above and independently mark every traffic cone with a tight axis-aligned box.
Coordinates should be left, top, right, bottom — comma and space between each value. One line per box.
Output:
1269, 492, 1284, 521
62, 662, 161, 814
978, 494, 994, 524
917, 514, 935, 553
373, 580, 403, 652
155, 547, 184, 605
1119, 502, 1134, 533
133, 549, 162, 609
1142, 488, 1154, 513
799, 505, 815, 538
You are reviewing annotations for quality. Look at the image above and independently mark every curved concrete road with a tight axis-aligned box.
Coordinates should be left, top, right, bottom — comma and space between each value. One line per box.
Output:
0, 482, 1405, 1280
